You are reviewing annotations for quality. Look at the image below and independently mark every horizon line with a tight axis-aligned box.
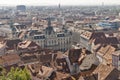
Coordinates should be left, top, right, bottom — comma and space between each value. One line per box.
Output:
0, 4, 120, 7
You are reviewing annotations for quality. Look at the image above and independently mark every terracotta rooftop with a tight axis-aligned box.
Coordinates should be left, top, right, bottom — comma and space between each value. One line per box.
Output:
55, 72, 69, 80
18, 40, 32, 48
97, 45, 111, 56
37, 66, 54, 78
28, 63, 54, 79
5, 39, 22, 50
20, 53, 38, 63
106, 37, 119, 45
39, 53, 52, 63
68, 48, 82, 64
97, 45, 116, 63
103, 45, 116, 61
93, 64, 119, 80
93, 64, 114, 80
90, 32, 106, 40
18, 40, 40, 49
0, 53, 21, 66
80, 31, 92, 40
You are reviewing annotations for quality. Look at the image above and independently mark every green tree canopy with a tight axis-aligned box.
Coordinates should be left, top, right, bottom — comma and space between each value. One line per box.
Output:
0, 67, 31, 80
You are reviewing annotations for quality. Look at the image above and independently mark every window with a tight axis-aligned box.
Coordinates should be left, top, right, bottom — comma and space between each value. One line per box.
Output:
52, 40, 53, 44
54, 40, 56, 44
119, 55, 120, 60
49, 41, 51, 45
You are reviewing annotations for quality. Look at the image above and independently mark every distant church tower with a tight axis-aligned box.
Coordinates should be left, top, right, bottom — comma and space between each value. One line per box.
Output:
102, 2, 104, 7
59, 3, 62, 16
45, 17, 54, 35
59, 3, 61, 9
62, 17, 65, 26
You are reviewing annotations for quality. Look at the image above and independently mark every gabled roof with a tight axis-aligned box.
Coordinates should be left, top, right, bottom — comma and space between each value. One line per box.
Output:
97, 45, 116, 62
93, 64, 119, 80
106, 37, 119, 44
103, 46, 116, 60
97, 45, 111, 56
81, 31, 106, 43
28, 64, 54, 78
0, 53, 20, 66
68, 49, 82, 64
89, 32, 107, 45
20, 53, 38, 63
93, 38, 106, 45
90, 32, 106, 40
89, 33, 119, 46
18, 40, 40, 49
39, 54, 52, 63
5, 39, 22, 50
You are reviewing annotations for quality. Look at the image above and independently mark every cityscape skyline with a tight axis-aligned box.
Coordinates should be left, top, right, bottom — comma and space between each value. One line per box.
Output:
0, 0, 120, 79
0, 0, 120, 6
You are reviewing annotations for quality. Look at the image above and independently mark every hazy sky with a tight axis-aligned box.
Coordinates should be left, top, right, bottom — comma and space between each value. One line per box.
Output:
0, 0, 120, 6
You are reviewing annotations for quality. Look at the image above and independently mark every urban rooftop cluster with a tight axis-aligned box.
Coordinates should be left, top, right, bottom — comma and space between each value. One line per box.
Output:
0, 5, 120, 80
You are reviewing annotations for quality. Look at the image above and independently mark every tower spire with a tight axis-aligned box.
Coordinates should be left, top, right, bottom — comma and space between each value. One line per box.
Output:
62, 17, 65, 25
59, 3, 61, 9
48, 17, 51, 27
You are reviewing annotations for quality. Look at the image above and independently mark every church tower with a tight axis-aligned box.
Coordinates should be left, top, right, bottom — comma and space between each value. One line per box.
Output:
45, 17, 54, 35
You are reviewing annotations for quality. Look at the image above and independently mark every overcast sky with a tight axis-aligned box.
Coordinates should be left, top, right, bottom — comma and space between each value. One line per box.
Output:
0, 0, 120, 6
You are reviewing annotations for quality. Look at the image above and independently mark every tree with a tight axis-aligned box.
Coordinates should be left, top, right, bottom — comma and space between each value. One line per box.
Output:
0, 67, 31, 80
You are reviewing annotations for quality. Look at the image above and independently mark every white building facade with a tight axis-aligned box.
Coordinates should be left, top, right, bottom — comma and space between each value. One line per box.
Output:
32, 18, 72, 51
112, 50, 120, 70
